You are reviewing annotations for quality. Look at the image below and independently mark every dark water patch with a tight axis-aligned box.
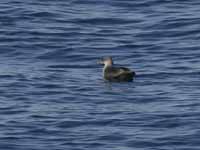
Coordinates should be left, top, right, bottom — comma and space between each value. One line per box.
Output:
0, 109, 28, 115
97, 133, 127, 142
57, 119, 118, 128
33, 83, 65, 89
72, 18, 134, 25
27, 11, 59, 18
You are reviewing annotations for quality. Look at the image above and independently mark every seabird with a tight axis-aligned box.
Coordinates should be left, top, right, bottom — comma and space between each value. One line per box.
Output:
98, 57, 135, 82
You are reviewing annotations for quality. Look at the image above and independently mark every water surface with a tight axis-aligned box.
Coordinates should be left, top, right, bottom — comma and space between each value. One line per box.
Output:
0, 0, 200, 149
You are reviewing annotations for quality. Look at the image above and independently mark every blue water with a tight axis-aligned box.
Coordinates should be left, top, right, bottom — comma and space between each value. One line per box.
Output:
0, 0, 200, 149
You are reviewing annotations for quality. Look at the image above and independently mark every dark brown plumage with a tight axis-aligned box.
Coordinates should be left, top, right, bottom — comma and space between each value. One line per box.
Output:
98, 57, 135, 82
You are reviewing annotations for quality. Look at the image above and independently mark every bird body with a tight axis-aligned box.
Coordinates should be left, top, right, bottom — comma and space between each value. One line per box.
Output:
99, 57, 135, 82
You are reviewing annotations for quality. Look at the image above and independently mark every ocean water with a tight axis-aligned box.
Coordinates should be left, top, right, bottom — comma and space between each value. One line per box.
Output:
0, 0, 200, 149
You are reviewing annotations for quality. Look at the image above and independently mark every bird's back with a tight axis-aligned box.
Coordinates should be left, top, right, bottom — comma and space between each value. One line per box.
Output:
104, 66, 135, 82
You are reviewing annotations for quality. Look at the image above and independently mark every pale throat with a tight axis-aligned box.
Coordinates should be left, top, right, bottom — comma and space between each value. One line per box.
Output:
103, 62, 113, 73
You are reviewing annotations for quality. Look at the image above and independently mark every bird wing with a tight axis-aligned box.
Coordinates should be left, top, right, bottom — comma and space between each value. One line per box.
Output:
109, 67, 132, 78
